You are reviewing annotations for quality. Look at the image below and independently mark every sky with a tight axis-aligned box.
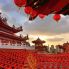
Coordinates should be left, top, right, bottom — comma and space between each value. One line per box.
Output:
0, 0, 69, 46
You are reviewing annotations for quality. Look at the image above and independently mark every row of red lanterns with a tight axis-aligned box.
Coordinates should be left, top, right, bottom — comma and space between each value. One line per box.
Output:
14, 0, 61, 22
0, 50, 69, 68
25, 6, 61, 22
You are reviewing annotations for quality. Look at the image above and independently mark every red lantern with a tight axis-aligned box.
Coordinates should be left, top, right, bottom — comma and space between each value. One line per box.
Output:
39, 14, 45, 19
30, 10, 38, 18
24, 6, 33, 14
14, 0, 26, 7
53, 14, 61, 22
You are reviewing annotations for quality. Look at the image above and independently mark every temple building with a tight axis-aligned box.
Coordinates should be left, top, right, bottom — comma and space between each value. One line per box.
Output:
32, 37, 49, 52
63, 41, 69, 53
0, 12, 34, 50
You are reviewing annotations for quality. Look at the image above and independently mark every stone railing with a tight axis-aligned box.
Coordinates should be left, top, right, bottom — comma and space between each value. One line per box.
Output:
0, 41, 35, 50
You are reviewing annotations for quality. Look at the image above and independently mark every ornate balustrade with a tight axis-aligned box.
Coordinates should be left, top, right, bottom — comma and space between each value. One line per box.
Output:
0, 40, 35, 50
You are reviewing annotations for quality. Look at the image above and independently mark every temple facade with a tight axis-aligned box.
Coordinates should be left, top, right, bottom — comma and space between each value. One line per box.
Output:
0, 13, 35, 50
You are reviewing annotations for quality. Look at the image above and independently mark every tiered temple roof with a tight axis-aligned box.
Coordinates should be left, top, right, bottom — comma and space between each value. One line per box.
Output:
0, 12, 29, 45
0, 13, 22, 34
32, 37, 45, 45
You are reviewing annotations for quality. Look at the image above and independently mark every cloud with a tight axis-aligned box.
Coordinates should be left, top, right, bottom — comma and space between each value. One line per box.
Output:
47, 37, 64, 42
24, 15, 69, 36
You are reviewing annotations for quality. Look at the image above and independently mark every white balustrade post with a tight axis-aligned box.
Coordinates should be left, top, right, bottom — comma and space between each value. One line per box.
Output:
15, 42, 17, 46
8, 41, 10, 46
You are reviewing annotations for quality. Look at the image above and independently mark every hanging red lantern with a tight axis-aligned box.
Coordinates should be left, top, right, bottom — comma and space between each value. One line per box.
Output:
14, 0, 26, 7
24, 6, 33, 14
30, 10, 38, 18
39, 14, 45, 19
53, 14, 61, 22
